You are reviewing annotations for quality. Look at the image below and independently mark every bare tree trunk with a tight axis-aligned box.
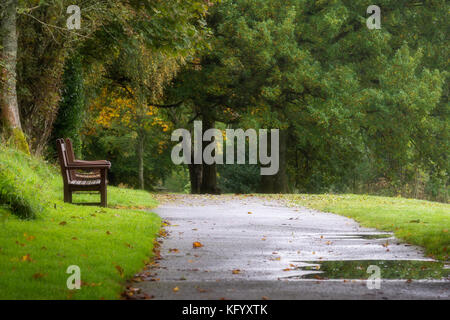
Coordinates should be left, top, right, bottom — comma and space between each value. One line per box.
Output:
1, 0, 29, 153
137, 133, 145, 190
1, 0, 21, 130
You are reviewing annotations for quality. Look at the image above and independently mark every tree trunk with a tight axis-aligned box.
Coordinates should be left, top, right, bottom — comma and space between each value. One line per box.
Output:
188, 163, 202, 194
1, 0, 29, 153
200, 117, 220, 194
187, 115, 220, 194
259, 129, 289, 193
1, 0, 20, 129
137, 133, 145, 190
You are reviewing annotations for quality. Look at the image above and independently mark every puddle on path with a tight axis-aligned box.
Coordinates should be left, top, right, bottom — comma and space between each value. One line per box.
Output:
283, 260, 450, 280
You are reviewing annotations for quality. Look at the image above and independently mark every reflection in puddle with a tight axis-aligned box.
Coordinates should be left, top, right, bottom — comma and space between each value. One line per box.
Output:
317, 233, 393, 240
284, 260, 450, 280
349, 233, 392, 240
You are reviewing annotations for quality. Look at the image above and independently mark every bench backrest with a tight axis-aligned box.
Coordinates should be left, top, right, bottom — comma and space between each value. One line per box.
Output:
56, 139, 71, 185
64, 138, 77, 181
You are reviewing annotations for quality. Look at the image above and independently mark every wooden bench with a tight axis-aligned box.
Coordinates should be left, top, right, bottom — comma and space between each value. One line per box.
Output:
56, 138, 111, 207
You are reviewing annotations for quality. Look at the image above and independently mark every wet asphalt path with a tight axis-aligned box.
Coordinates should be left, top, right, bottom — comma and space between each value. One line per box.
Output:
136, 195, 449, 300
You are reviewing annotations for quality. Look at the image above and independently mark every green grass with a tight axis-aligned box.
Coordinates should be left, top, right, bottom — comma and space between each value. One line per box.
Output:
278, 194, 450, 261
0, 147, 161, 300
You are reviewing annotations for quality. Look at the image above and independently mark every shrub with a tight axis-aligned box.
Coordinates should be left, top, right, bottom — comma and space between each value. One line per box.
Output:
0, 146, 54, 219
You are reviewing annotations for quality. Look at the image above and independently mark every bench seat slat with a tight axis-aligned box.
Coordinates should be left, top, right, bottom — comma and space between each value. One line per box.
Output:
69, 179, 101, 186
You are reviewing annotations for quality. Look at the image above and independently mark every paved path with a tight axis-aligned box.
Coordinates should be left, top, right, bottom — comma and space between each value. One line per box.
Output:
135, 195, 449, 300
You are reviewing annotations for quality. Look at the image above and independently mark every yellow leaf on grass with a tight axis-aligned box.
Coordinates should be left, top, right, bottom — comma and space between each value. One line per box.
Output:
22, 254, 32, 262
115, 265, 124, 277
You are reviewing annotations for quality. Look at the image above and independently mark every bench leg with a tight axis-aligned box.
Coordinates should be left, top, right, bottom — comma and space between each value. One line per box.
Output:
100, 186, 107, 207
64, 186, 72, 203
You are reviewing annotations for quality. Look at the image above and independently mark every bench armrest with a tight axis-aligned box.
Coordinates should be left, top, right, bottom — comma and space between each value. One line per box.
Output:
71, 160, 111, 165
66, 163, 111, 170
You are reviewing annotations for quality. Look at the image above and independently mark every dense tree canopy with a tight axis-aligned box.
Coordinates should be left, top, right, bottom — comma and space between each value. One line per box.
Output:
1, 0, 448, 200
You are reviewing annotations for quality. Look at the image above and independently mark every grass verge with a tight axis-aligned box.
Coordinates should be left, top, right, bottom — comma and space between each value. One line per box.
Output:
0, 147, 161, 299
278, 194, 449, 261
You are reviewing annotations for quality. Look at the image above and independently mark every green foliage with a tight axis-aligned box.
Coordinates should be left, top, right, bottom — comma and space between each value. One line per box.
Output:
218, 163, 260, 194
48, 54, 84, 159
0, 146, 52, 219
170, 0, 448, 198
83, 123, 175, 190
163, 167, 191, 193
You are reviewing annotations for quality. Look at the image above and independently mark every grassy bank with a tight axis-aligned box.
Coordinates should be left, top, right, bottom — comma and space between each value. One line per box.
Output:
279, 194, 449, 261
0, 147, 160, 299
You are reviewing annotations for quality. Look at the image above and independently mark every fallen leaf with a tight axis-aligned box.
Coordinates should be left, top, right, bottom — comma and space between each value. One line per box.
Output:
193, 242, 203, 248
25, 235, 35, 241
262, 296, 269, 300
59, 221, 67, 226
173, 286, 179, 292
22, 254, 33, 262
232, 269, 241, 274
33, 273, 47, 279
106, 231, 111, 235
115, 265, 124, 277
